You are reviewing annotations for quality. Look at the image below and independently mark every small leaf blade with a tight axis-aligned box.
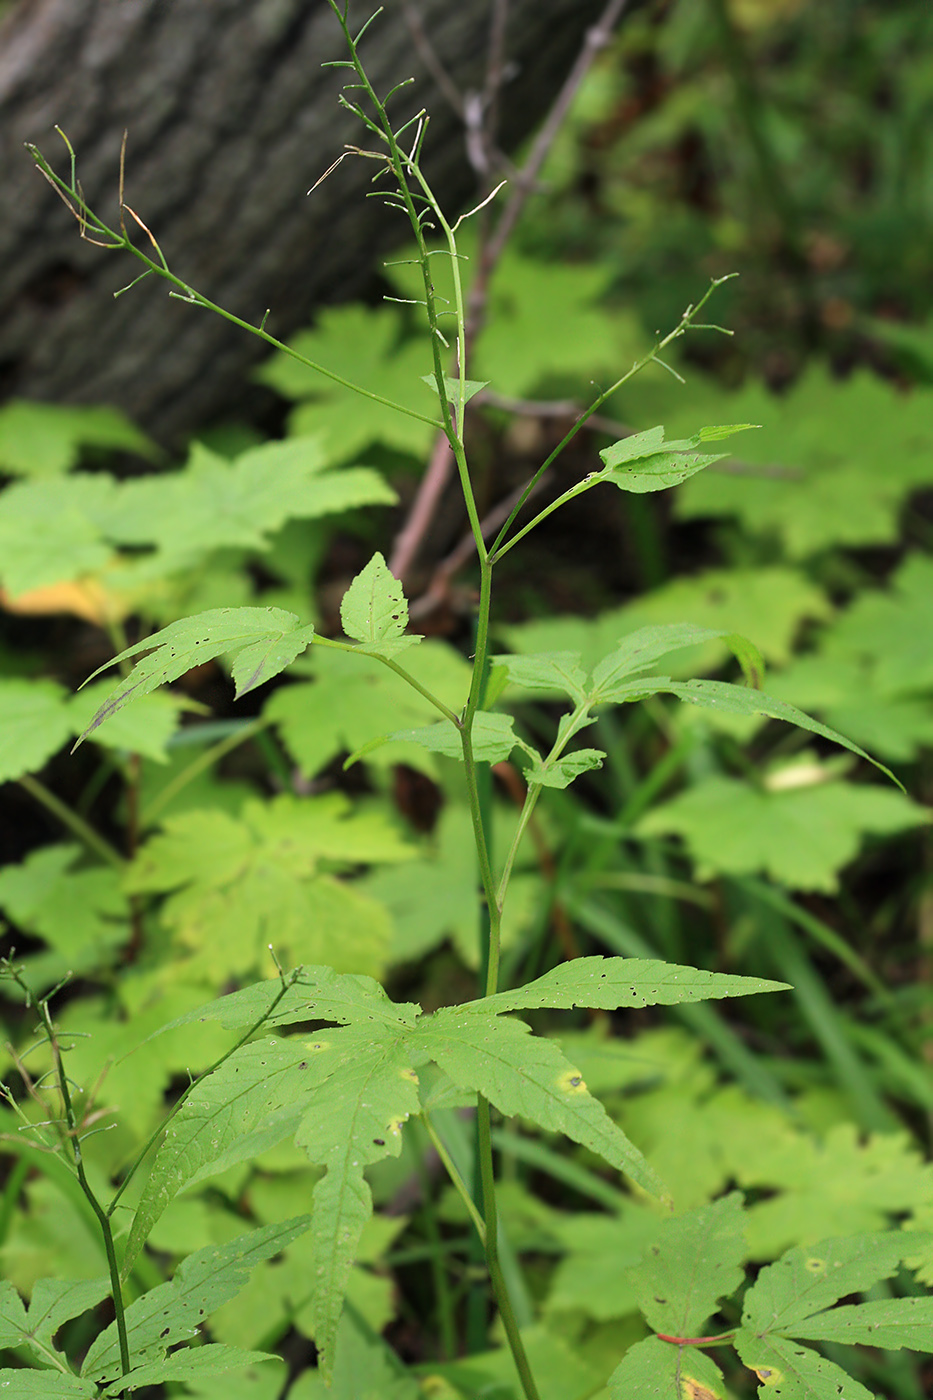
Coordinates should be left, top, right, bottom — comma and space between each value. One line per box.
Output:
733, 1329, 874, 1399
101, 1345, 275, 1395
339, 552, 421, 657
789, 1295, 933, 1350
608, 1335, 727, 1400
636, 1194, 746, 1337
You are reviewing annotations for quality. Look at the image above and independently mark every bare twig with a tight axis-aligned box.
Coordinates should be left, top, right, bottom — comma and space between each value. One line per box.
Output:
402, 1, 466, 117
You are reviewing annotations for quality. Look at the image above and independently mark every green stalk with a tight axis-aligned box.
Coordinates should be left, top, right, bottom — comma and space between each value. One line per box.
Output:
18, 774, 125, 869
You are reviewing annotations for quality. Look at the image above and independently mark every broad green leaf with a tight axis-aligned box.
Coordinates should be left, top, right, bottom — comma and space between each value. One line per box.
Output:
350, 711, 517, 767
77, 607, 316, 742
82, 1217, 311, 1384
471, 957, 789, 1016
0, 679, 73, 781
636, 1193, 745, 1337
256, 306, 437, 458
742, 1232, 929, 1335
598, 425, 743, 494
0, 399, 155, 477
524, 748, 605, 789
339, 552, 421, 658
491, 651, 589, 703
674, 368, 933, 556
611, 677, 899, 786
266, 640, 470, 780
733, 1330, 873, 1400
293, 1027, 422, 1378
0, 1373, 97, 1398
638, 773, 927, 892
294, 1308, 420, 1399
1, 1276, 110, 1367
101, 1345, 275, 1395
790, 1295, 933, 1350
125, 796, 410, 982
123, 1039, 326, 1275
0, 473, 119, 596
416, 1009, 667, 1198
608, 1335, 727, 1400
66, 684, 187, 762
822, 553, 933, 696
544, 1206, 661, 1321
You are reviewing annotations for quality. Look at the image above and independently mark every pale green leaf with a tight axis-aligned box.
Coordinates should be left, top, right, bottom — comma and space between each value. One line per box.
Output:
492, 651, 589, 703
293, 1308, 420, 1400
0, 1373, 97, 1398
525, 748, 606, 789
415, 1010, 667, 1198
638, 774, 926, 892
77, 607, 316, 742
472, 957, 788, 1016
82, 1217, 311, 1384
637, 1193, 745, 1336
293, 1028, 422, 1378
0, 474, 119, 595
822, 554, 933, 696
733, 1330, 873, 1400
339, 552, 421, 658
102, 1345, 275, 1395
266, 641, 470, 780
608, 1335, 727, 1400
790, 1295, 933, 1350
0, 679, 72, 782
741, 1232, 930, 1335
66, 684, 187, 763
544, 1206, 661, 1321
0, 399, 155, 477
123, 1040, 325, 1275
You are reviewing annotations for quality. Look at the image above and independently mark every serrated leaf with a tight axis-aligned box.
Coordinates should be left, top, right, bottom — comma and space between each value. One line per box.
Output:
637, 1194, 746, 1336
608, 1335, 727, 1400
470, 956, 789, 1016
0, 678, 73, 781
0, 1373, 97, 1398
293, 1028, 422, 1378
598, 426, 741, 494
16, 1278, 111, 1364
339, 553, 421, 657
741, 1232, 930, 1336
76, 608, 316, 742
101, 1344, 275, 1395
83, 1217, 311, 1384
525, 748, 606, 789
733, 1330, 873, 1400
66, 684, 188, 763
415, 1009, 666, 1198
789, 1294, 933, 1350
492, 651, 589, 703
0, 1281, 28, 1350
296, 1308, 421, 1400
587, 623, 750, 702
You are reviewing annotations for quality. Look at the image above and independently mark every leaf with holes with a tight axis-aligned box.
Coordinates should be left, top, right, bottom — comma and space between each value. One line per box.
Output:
339, 552, 421, 658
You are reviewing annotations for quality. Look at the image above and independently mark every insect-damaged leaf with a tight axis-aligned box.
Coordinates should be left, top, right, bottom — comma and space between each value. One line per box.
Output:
339, 552, 422, 658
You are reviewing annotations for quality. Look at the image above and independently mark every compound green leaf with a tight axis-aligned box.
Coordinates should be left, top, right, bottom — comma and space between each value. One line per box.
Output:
339, 552, 421, 658
0, 679, 73, 782
83, 1218, 310, 1384
733, 1330, 872, 1400
415, 1009, 666, 1198
742, 1232, 927, 1335
77, 608, 316, 742
293, 1027, 422, 1378
587, 623, 758, 704
0, 400, 154, 477
101, 1346, 275, 1396
608, 1335, 727, 1400
790, 1295, 933, 1350
471, 957, 788, 1016
0, 1373, 97, 1398
636, 1194, 745, 1337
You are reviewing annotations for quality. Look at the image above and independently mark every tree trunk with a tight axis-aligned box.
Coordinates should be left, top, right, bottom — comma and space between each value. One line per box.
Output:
0, 0, 606, 444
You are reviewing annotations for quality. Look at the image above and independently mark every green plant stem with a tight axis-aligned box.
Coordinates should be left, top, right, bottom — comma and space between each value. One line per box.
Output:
141, 716, 270, 825
421, 1114, 486, 1246
313, 636, 460, 724
489, 277, 735, 561
17, 774, 125, 869
412, 1122, 458, 1360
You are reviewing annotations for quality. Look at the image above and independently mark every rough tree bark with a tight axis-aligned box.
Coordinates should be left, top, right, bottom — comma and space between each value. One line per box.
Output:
0, 0, 606, 444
